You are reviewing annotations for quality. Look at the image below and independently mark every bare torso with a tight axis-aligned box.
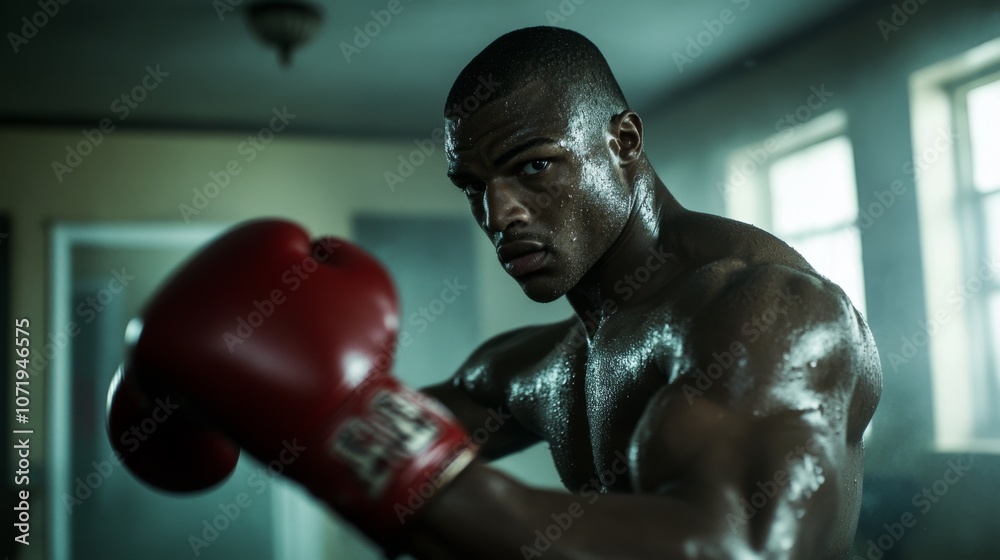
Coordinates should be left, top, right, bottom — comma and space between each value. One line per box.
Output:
428, 214, 881, 558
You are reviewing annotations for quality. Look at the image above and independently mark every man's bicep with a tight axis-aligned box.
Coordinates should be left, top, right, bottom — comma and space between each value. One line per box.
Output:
721, 407, 844, 553
629, 385, 844, 556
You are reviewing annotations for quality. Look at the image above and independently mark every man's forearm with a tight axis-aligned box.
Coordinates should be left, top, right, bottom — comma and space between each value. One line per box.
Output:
405, 462, 747, 560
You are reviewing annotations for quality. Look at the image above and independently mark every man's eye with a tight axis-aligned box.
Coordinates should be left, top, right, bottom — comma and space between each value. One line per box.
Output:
461, 182, 486, 196
521, 160, 550, 176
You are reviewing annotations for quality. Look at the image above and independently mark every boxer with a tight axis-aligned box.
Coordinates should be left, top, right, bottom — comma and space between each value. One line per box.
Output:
108, 26, 881, 560
407, 26, 881, 559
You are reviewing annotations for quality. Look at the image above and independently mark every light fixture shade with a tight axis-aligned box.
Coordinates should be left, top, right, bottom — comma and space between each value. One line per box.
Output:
246, 1, 322, 67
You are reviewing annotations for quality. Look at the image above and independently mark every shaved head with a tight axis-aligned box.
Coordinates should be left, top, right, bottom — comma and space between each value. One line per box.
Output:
445, 26, 629, 125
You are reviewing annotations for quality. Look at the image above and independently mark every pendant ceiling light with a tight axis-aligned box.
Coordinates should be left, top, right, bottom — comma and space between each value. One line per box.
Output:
245, 1, 323, 68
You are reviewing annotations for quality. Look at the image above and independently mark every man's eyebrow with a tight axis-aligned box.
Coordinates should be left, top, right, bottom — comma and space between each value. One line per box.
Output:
447, 136, 558, 179
493, 137, 558, 169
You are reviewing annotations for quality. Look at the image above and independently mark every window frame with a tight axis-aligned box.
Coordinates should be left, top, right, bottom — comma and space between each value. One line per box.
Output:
910, 36, 1000, 453
949, 67, 1000, 436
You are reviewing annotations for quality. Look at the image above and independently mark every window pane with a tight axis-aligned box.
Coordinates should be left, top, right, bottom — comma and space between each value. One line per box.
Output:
985, 192, 1000, 260
769, 136, 859, 235
968, 78, 1000, 192
786, 227, 867, 314
990, 293, 1000, 405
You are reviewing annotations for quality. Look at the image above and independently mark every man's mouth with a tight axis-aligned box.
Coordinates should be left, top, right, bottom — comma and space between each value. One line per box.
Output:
498, 240, 548, 278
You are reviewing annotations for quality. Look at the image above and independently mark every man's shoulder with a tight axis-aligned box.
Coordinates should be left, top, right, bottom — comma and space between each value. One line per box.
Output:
681, 258, 877, 397
665, 211, 844, 318
451, 318, 578, 400
672, 211, 812, 270
689, 258, 858, 339
644, 218, 862, 363
676, 260, 881, 443
466, 319, 577, 363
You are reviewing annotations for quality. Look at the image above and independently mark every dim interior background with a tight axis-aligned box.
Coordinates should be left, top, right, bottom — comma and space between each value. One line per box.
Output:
2, 0, 1000, 558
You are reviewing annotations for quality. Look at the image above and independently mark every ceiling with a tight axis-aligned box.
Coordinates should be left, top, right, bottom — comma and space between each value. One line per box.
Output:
0, 0, 864, 139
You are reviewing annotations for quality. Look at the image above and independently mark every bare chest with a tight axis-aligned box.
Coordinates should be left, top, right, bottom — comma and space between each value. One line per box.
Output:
509, 317, 686, 493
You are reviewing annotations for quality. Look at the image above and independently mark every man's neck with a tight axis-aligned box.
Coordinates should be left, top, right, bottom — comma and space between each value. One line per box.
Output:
566, 173, 689, 339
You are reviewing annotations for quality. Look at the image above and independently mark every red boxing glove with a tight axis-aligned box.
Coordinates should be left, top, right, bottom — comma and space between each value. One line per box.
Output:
106, 364, 240, 492
108, 219, 476, 546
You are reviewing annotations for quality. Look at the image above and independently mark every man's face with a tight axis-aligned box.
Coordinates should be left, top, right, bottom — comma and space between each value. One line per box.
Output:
445, 81, 633, 302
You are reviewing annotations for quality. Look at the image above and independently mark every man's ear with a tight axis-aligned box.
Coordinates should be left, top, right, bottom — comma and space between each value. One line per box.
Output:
609, 110, 644, 166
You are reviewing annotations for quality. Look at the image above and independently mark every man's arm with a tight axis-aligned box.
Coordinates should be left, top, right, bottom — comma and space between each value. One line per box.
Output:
405, 265, 879, 559
422, 378, 538, 461
422, 323, 562, 461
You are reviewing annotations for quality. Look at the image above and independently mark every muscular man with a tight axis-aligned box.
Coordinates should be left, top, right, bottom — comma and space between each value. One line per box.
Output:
407, 26, 881, 558
107, 26, 880, 560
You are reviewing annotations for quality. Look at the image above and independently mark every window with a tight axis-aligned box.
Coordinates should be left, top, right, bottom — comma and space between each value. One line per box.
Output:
955, 72, 1000, 437
767, 136, 867, 315
724, 111, 867, 316
911, 36, 1000, 452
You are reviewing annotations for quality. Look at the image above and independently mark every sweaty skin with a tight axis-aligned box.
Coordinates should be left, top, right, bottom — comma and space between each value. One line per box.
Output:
408, 80, 881, 559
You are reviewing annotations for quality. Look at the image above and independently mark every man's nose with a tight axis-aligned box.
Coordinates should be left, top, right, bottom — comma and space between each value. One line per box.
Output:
484, 179, 529, 233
